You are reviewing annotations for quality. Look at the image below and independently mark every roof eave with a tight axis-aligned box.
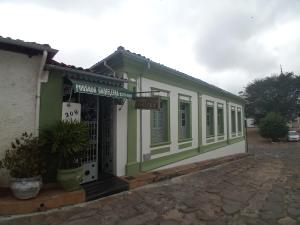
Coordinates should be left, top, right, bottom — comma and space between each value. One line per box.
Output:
45, 63, 127, 83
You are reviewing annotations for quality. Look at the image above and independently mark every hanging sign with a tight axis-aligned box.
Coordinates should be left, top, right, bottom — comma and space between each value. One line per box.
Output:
135, 96, 160, 110
62, 102, 81, 122
74, 83, 132, 99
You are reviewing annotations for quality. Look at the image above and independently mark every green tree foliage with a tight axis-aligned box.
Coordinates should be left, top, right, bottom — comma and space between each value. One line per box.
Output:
242, 72, 300, 122
259, 112, 288, 142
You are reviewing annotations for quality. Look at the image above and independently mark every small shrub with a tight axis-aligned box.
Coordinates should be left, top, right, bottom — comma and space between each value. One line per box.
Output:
41, 120, 90, 169
259, 112, 288, 142
0, 132, 44, 178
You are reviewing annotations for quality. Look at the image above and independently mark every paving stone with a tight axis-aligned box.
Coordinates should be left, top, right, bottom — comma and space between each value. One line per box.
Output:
162, 209, 183, 221
278, 216, 297, 225
222, 199, 245, 215
287, 206, 300, 218
2, 138, 300, 225
118, 211, 158, 225
159, 219, 180, 225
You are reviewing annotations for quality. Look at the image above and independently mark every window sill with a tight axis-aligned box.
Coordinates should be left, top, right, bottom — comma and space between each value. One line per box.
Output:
178, 138, 193, 143
150, 141, 171, 148
206, 135, 215, 139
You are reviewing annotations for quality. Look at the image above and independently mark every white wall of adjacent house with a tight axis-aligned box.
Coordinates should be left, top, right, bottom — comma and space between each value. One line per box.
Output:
0, 50, 42, 186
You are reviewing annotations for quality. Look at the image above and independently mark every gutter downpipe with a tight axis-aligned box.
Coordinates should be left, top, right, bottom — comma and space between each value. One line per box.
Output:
35, 50, 48, 136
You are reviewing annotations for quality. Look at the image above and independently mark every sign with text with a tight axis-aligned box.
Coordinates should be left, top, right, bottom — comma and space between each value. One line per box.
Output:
135, 96, 160, 110
62, 102, 81, 122
74, 83, 132, 99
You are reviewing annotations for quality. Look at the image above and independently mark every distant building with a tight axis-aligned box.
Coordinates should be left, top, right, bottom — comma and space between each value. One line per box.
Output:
246, 118, 256, 128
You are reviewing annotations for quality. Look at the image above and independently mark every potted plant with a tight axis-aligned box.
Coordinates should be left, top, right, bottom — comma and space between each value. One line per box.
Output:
0, 132, 44, 199
42, 120, 89, 191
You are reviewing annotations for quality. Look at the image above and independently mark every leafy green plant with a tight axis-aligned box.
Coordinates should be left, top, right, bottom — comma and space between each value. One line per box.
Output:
0, 132, 44, 178
41, 120, 89, 169
259, 112, 288, 142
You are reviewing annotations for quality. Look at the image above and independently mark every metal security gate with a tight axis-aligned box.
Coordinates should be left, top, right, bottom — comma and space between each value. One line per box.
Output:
80, 94, 99, 183
99, 97, 114, 175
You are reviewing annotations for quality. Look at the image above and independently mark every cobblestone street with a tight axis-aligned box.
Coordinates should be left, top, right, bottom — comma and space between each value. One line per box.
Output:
1, 129, 300, 225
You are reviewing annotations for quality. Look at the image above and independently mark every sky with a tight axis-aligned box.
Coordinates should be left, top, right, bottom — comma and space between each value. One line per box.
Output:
0, 0, 300, 94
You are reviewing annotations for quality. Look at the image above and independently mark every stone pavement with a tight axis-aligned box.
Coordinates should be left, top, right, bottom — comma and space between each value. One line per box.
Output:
1, 136, 300, 224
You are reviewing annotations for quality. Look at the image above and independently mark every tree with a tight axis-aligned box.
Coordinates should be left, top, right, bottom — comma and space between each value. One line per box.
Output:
242, 72, 300, 122
259, 112, 288, 142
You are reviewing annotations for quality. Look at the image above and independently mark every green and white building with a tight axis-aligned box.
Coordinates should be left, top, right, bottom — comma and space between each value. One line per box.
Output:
0, 37, 245, 187
88, 46, 246, 178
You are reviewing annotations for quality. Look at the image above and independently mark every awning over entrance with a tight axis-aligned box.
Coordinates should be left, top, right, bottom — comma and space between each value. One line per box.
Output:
70, 78, 133, 99
45, 60, 133, 99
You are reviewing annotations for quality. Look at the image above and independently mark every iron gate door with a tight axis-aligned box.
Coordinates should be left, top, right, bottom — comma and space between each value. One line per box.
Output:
79, 94, 98, 183
99, 97, 114, 175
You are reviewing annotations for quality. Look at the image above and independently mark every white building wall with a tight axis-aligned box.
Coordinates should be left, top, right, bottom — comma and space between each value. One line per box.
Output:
0, 50, 42, 186
138, 77, 198, 161
114, 102, 128, 176
156, 141, 246, 170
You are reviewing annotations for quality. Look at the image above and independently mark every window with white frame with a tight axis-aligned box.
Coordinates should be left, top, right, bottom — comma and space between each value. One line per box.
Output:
206, 101, 214, 138
179, 101, 191, 140
231, 106, 236, 134
237, 107, 242, 133
151, 97, 169, 145
217, 103, 224, 136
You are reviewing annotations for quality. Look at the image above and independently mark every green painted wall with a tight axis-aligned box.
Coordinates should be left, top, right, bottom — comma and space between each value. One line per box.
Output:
39, 71, 63, 182
125, 81, 139, 175
39, 71, 63, 131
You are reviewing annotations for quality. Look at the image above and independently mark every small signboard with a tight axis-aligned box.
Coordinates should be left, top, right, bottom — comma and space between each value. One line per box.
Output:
62, 102, 81, 122
135, 96, 160, 110
74, 83, 133, 99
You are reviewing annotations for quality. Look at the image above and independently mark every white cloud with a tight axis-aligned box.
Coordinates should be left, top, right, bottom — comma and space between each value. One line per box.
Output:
0, 0, 299, 94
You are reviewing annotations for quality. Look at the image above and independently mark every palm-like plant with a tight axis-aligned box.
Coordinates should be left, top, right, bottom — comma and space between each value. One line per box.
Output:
41, 120, 90, 169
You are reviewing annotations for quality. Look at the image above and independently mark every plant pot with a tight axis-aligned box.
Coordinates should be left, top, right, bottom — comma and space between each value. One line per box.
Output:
57, 166, 83, 191
10, 176, 43, 200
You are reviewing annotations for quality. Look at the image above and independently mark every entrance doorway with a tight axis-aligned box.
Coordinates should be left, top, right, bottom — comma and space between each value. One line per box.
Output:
65, 92, 115, 184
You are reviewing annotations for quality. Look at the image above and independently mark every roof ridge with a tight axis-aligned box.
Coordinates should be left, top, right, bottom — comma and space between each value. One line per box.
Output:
114, 47, 243, 101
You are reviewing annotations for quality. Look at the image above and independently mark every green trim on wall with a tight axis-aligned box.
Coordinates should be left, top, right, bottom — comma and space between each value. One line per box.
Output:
142, 148, 199, 171
217, 136, 225, 141
142, 137, 245, 171
229, 136, 245, 144
150, 141, 172, 148
142, 138, 243, 171
179, 142, 192, 150
127, 81, 138, 171
126, 162, 140, 176
151, 147, 170, 155
200, 140, 228, 153
39, 71, 63, 131
206, 137, 215, 143
178, 138, 193, 143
